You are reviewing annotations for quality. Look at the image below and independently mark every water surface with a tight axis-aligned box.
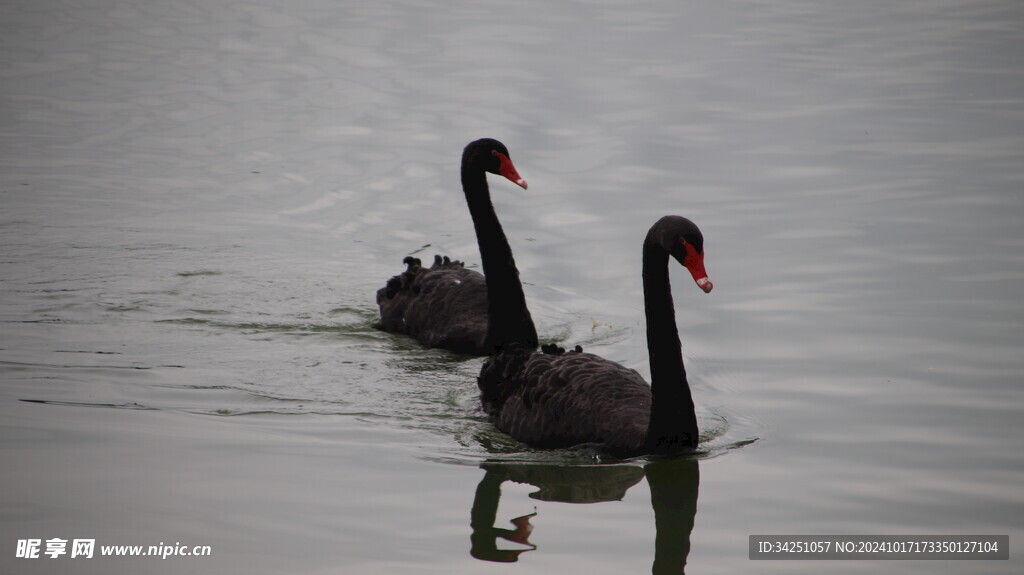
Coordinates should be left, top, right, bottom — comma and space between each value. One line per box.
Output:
2, 1, 1022, 573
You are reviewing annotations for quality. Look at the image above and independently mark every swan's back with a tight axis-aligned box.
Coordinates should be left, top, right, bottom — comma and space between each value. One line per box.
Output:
485, 348, 653, 455
377, 256, 489, 354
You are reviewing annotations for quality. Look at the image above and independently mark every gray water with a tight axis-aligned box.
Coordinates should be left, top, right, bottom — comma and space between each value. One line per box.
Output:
2, 1, 1022, 573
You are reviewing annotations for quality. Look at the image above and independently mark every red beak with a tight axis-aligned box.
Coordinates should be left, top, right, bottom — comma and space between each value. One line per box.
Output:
680, 239, 713, 293
494, 152, 528, 189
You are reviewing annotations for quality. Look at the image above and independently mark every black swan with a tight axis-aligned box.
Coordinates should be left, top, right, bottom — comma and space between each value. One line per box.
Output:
478, 215, 713, 456
376, 138, 538, 355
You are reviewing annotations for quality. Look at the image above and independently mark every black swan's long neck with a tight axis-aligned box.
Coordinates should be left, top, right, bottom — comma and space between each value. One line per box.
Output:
463, 166, 537, 353
642, 242, 698, 451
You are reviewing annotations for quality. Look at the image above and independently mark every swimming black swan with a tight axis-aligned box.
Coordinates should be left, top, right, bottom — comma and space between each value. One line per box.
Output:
479, 215, 713, 456
376, 138, 538, 355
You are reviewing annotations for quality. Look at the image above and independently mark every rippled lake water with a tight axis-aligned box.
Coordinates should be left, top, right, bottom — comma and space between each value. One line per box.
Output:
2, 1, 1022, 573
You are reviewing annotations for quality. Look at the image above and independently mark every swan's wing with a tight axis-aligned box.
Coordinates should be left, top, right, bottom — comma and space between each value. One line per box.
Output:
494, 351, 652, 453
377, 256, 490, 354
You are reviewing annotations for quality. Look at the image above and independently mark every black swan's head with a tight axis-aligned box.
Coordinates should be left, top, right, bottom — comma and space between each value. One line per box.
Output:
463, 138, 528, 190
649, 215, 713, 293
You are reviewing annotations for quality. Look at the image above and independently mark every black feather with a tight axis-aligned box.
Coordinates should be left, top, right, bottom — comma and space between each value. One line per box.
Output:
375, 139, 538, 355
478, 216, 709, 457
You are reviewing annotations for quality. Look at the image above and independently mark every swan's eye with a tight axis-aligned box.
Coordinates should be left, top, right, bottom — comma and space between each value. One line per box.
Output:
678, 237, 702, 255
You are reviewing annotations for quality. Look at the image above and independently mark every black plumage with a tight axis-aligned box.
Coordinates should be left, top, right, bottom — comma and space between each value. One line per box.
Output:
377, 255, 489, 354
376, 139, 538, 355
478, 216, 714, 457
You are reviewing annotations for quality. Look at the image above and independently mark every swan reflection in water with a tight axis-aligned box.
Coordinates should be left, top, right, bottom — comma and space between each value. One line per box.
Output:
469, 458, 699, 573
